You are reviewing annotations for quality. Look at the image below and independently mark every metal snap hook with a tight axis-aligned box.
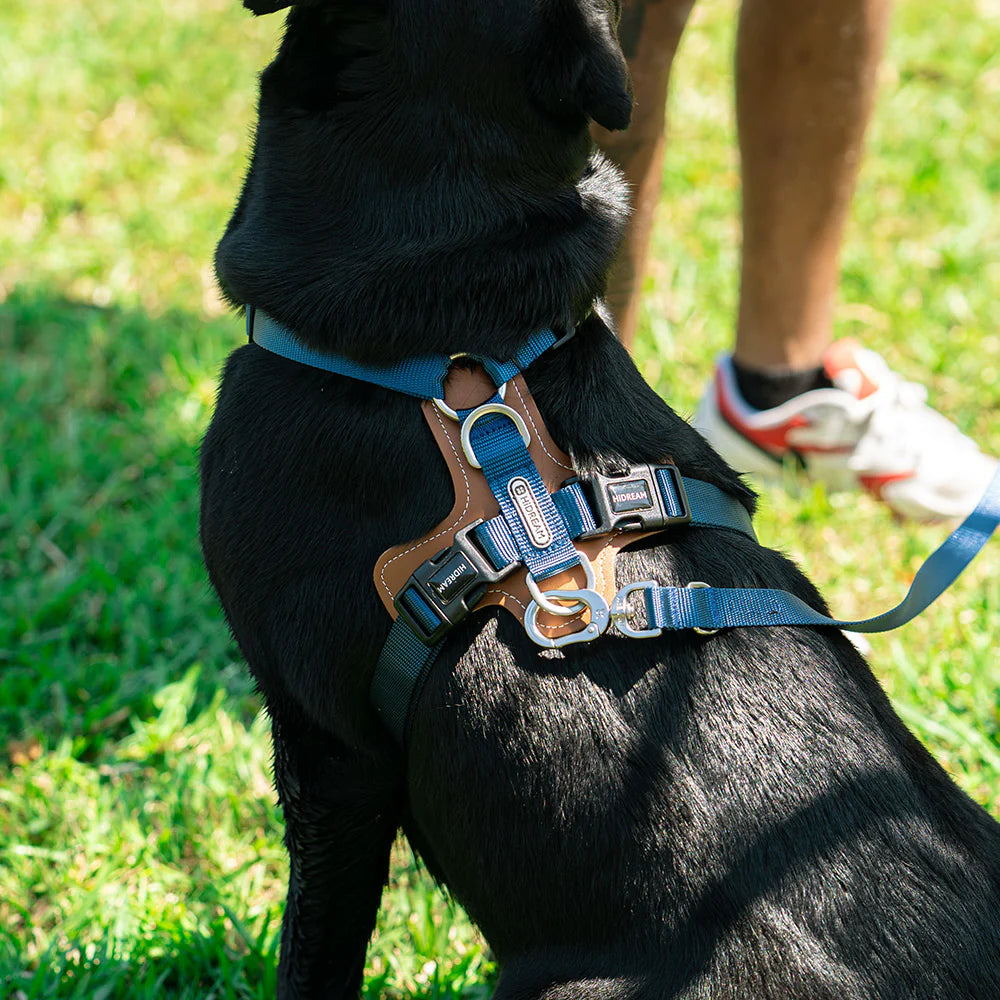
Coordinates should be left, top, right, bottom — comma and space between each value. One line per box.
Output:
459, 402, 531, 469
524, 589, 611, 648
686, 581, 720, 635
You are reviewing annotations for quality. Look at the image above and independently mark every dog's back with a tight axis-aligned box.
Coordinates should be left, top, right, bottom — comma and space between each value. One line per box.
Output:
200, 2, 1000, 997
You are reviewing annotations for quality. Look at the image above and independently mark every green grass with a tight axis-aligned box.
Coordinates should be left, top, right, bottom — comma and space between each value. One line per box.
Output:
2, 0, 999, 995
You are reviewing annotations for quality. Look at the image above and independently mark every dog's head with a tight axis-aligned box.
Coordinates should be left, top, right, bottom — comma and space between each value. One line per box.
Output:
242, 0, 632, 133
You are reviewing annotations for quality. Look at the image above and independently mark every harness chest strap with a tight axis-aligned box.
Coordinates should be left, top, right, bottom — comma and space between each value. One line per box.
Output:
373, 367, 665, 643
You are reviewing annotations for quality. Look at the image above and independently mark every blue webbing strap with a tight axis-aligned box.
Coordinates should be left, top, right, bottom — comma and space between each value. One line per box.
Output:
371, 618, 445, 744
678, 477, 756, 538
249, 308, 558, 400
463, 407, 581, 582
473, 482, 597, 567
639, 461, 1000, 635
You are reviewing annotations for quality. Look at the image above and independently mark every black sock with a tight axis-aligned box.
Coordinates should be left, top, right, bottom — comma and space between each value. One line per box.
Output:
731, 360, 833, 411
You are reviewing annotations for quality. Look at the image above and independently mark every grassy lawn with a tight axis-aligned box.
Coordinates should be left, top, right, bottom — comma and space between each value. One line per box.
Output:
1, 0, 998, 996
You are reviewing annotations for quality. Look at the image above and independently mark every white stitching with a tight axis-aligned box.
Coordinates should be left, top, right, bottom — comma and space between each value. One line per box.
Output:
511, 380, 574, 472
494, 589, 527, 613
594, 550, 607, 594
378, 407, 472, 598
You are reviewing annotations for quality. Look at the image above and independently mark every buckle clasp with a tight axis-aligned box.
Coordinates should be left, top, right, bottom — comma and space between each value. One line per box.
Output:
394, 521, 515, 644
574, 464, 691, 539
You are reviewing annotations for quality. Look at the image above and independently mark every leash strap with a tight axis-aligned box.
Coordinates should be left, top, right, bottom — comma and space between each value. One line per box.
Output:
249, 307, 560, 399
618, 462, 1000, 637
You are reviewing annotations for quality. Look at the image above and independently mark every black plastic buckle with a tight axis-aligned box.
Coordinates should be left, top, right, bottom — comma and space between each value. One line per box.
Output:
575, 463, 691, 539
393, 521, 516, 644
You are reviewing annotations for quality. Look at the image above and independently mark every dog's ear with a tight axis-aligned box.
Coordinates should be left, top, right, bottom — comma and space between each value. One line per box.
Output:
532, 0, 633, 131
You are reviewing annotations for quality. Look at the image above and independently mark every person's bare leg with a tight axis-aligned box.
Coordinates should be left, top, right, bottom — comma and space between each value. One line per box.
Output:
734, 0, 893, 372
595, 0, 695, 349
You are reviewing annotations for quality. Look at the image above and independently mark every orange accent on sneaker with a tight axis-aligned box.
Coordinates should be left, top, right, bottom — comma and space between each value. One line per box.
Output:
859, 470, 915, 500
823, 339, 880, 399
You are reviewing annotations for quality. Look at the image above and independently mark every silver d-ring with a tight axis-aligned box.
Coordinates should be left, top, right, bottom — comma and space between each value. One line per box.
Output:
686, 581, 720, 636
610, 581, 662, 639
432, 354, 507, 421
433, 380, 507, 421
525, 556, 597, 617
459, 403, 531, 469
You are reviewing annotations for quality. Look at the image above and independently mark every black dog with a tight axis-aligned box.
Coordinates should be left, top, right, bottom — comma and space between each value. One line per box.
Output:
199, 1, 1000, 997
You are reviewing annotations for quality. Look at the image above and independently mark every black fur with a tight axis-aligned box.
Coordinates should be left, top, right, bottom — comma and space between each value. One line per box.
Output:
200, 2, 1000, 997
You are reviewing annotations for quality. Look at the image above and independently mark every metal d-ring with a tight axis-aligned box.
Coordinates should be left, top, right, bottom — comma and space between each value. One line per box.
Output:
610, 581, 662, 639
459, 402, 531, 470
524, 589, 611, 649
686, 581, 720, 635
433, 381, 507, 421
525, 556, 597, 617
432, 354, 507, 421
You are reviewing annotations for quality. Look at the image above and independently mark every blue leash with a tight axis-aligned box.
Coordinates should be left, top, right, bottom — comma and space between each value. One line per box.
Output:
615, 461, 1000, 637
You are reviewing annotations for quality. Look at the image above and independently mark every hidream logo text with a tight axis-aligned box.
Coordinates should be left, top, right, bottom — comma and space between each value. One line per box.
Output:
438, 561, 471, 592
508, 477, 553, 549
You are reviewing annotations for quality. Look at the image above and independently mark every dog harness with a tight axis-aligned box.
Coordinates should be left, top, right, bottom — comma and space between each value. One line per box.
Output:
248, 308, 1000, 744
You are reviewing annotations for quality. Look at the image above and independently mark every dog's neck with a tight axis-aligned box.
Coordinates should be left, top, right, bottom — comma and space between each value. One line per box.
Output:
215, 5, 630, 365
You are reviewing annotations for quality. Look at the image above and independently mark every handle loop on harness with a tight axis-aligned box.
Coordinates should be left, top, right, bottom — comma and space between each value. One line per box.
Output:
460, 403, 532, 469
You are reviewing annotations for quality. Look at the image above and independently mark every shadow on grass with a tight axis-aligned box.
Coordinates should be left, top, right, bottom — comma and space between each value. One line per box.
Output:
0, 287, 250, 757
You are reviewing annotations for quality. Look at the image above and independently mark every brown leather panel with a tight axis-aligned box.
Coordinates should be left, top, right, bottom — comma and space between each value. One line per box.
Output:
373, 368, 563, 613
373, 367, 661, 641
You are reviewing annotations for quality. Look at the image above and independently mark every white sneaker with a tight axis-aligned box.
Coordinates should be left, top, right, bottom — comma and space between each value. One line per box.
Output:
692, 340, 997, 522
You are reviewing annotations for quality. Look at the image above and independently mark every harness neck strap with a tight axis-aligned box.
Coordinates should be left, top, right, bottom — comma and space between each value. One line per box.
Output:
248, 307, 561, 399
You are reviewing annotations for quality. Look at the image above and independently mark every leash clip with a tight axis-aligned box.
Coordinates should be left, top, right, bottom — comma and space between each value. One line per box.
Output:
610, 581, 662, 639
524, 589, 611, 648
610, 580, 722, 637
524, 554, 610, 647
